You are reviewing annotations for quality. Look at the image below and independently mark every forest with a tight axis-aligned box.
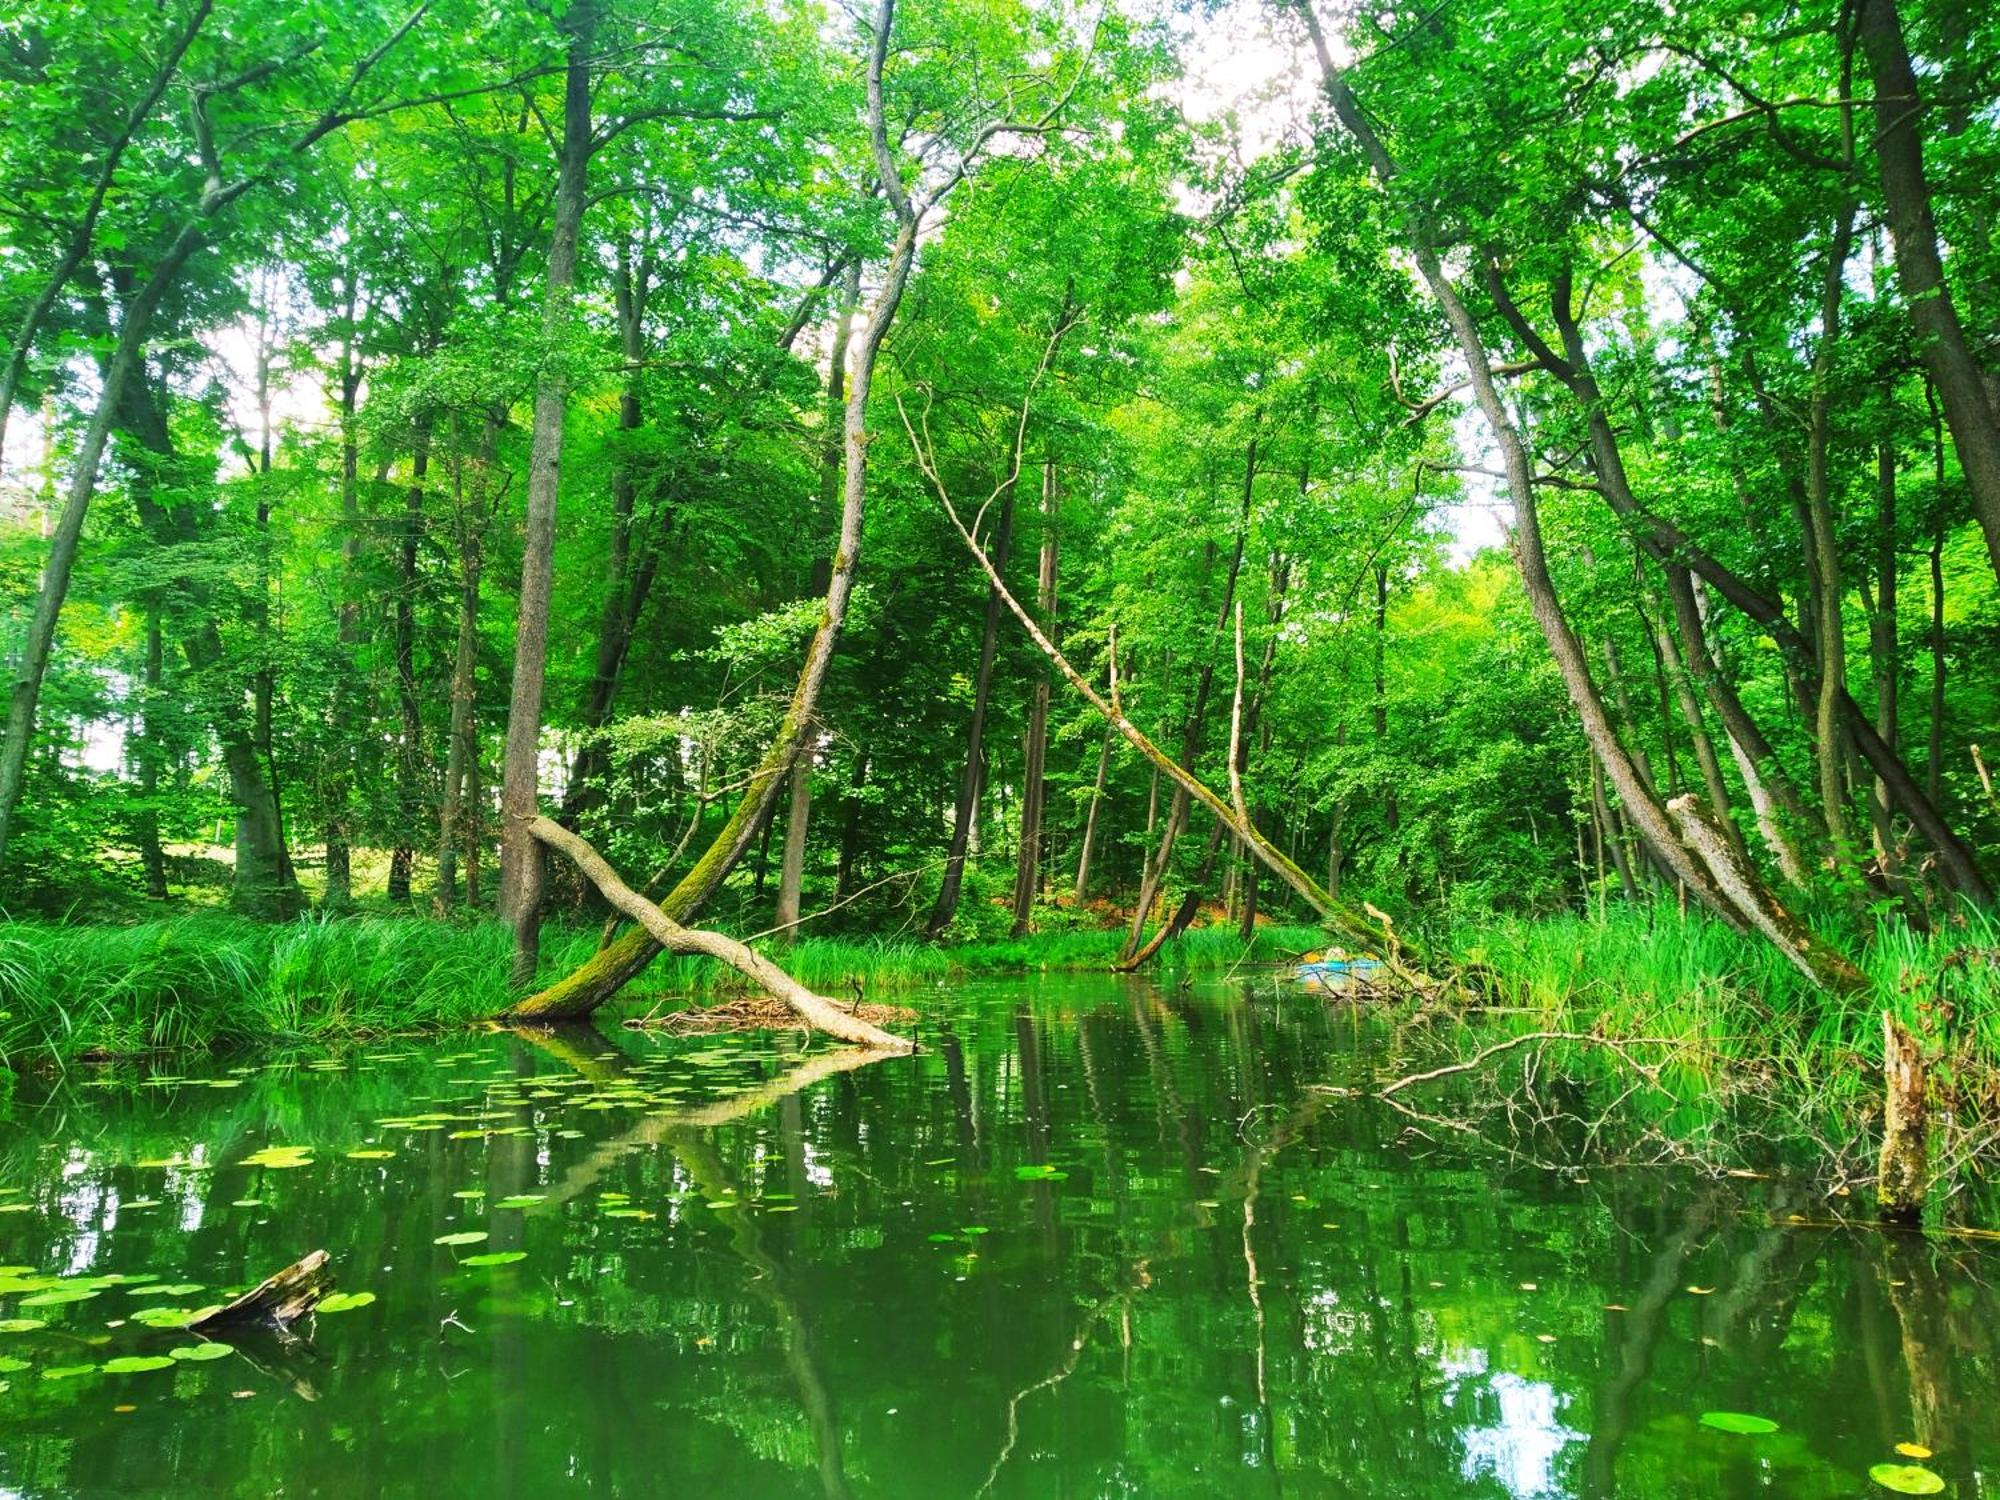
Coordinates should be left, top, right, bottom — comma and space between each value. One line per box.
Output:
0, 0, 1998, 1491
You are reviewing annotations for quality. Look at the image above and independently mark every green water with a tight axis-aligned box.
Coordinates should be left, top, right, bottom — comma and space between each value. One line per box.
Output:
0, 976, 1991, 1498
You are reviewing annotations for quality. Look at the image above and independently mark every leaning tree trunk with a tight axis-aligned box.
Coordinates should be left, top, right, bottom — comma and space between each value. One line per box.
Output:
1294, 6, 1865, 988
505, 21, 926, 1020
1858, 0, 2000, 588
498, 0, 597, 985
530, 817, 912, 1051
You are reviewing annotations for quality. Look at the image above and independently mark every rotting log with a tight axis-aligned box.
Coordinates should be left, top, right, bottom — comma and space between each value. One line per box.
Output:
526, 816, 915, 1053
1878, 1012, 1928, 1224
188, 1249, 333, 1332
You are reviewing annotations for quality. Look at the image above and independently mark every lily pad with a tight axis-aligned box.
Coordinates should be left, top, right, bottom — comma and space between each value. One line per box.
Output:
40, 1364, 97, 1380
0, 1318, 48, 1333
314, 1291, 375, 1313
345, 1149, 396, 1161
168, 1343, 233, 1362
459, 1251, 527, 1267
102, 1355, 175, 1374
1700, 1412, 1780, 1435
433, 1231, 488, 1247
494, 1195, 546, 1209
20, 1286, 99, 1307
242, 1146, 314, 1170
1868, 1464, 1946, 1495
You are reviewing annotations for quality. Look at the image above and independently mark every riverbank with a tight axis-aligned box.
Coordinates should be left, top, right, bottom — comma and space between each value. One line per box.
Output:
0, 914, 1323, 1067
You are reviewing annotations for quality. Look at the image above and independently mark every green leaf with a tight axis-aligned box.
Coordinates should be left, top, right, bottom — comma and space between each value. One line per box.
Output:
102, 1355, 175, 1374
433, 1231, 488, 1246
1700, 1412, 1779, 1435
314, 1291, 376, 1313
1868, 1464, 1946, 1495
459, 1251, 527, 1267
167, 1343, 234, 1362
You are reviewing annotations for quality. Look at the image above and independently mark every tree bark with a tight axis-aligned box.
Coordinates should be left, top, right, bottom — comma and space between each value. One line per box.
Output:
1011, 458, 1060, 935
928, 485, 1016, 936
1865, 435, 1902, 878
1072, 730, 1110, 904
437, 413, 496, 914
499, 0, 597, 985
389, 416, 431, 903
1857, 0, 2000, 586
1805, 201, 1860, 864
136, 611, 169, 900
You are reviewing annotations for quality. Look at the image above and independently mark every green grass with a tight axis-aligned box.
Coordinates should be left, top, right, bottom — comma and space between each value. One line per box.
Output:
1441, 904, 2000, 1190
0, 913, 1321, 1066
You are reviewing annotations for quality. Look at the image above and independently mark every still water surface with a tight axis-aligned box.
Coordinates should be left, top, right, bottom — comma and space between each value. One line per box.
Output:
0, 976, 1992, 1497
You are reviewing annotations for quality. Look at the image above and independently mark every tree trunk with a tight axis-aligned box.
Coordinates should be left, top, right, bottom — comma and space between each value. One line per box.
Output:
506, 4, 925, 1019
1073, 731, 1109, 904
529, 820, 913, 1051
389, 416, 431, 904
1648, 567, 1741, 859
928, 486, 1016, 937
774, 268, 859, 938
1294, 15, 1866, 986
0, 226, 202, 876
322, 297, 365, 912
436, 415, 494, 914
499, 0, 597, 985
773, 759, 814, 939
1857, 0, 2000, 586
1877, 1011, 1928, 1223
1664, 565, 1810, 883
1125, 440, 1257, 959
1806, 202, 1860, 864
1866, 436, 1902, 879
136, 612, 169, 900
1012, 458, 1059, 935
834, 748, 869, 901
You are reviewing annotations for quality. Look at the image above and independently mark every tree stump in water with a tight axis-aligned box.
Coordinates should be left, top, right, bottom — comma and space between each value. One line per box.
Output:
1878, 1013, 1929, 1225
188, 1250, 334, 1332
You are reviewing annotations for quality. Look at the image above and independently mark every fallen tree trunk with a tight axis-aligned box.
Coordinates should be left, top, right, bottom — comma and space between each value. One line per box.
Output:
527, 816, 914, 1052
903, 390, 1427, 981
188, 1250, 333, 1332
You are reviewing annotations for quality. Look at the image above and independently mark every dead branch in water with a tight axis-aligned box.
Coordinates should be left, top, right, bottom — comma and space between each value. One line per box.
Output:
1315, 1029, 1682, 1100
526, 815, 915, 1053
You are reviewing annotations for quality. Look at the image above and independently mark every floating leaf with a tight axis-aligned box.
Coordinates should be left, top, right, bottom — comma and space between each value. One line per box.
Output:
0, 1356, 27, 1372
1895, 1444, 1934, 1460
345, 1149, 396, 1161
127, 1284, 204, 1299
314, 1292, 375, 1314
21, 1286, 99, 1306
459, 1251, 527, 1267
1700, 1412, 1780, 1435
433, 1231, 488, 1247
40, 1364, 97, 1380
102, 1355, 175, 1374
1868, 1464, 1946, 1495
241, 1147, 314, 1170
494, 1195, 546, 1209
0, 1317, 48, 1333
961, 1226, 990, 1236
1014, 1164, 1068, 1181
168, 1344, 232, 1362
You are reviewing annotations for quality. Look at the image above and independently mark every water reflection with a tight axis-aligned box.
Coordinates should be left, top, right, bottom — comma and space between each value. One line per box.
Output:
0, 975, 1992, 1498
